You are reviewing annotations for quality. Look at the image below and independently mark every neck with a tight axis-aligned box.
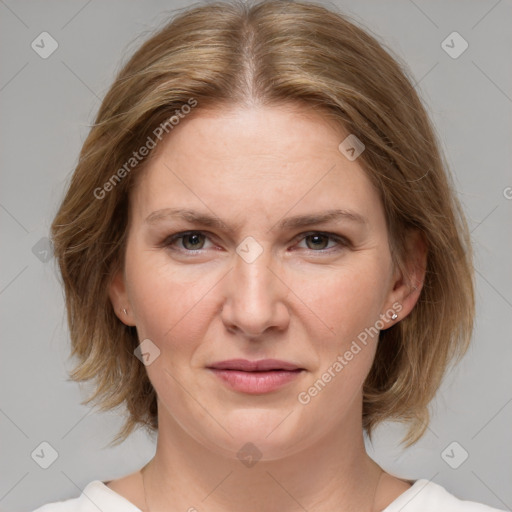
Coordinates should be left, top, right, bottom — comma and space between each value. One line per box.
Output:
142, 409, 383, 512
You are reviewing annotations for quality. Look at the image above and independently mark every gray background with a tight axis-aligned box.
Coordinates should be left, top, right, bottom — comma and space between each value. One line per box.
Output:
1, 0, 511, 510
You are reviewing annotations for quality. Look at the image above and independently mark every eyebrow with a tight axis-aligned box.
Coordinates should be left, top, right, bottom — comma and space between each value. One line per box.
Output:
145, 208, 367, 232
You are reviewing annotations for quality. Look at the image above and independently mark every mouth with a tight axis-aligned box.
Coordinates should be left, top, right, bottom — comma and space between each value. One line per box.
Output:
206, 359, 305, 394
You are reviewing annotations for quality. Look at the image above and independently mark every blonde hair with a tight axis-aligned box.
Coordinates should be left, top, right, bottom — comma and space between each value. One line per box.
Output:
51, 0, 474, 447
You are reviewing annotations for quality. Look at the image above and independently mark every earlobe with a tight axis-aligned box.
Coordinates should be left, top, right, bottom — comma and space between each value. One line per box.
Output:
108, 270, 136, 326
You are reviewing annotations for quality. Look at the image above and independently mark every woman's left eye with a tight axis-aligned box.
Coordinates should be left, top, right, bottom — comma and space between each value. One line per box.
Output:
295, 233, 345, 251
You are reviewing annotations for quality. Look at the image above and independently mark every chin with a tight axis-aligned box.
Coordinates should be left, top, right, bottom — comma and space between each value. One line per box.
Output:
193, 407, 317, 462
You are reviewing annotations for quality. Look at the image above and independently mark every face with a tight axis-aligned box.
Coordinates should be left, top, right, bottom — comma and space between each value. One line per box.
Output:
110, 104, 415, 461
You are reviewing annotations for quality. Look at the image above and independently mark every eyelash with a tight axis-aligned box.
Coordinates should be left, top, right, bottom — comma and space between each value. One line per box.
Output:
161, 230, 350, 255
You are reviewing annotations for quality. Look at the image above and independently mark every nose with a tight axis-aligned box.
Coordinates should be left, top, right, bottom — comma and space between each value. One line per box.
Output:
220, 245, 290, 339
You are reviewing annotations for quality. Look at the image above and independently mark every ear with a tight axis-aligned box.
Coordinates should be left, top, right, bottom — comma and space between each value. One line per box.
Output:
108, 269, 136, 326
382, 229, 427, 327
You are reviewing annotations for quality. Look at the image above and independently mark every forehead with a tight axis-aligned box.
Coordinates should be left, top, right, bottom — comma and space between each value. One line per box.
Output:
156, 104, 348, 174
131, 105, 384, 226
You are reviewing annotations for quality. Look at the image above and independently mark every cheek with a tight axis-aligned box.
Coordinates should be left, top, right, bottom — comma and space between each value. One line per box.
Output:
293, 268, 384, 419
294, 261, 389, 349
124, 246, 220, 349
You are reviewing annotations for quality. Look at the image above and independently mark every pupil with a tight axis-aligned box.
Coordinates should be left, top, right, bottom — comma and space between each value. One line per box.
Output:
185, 233, 202, 249
308, 235, 327, 250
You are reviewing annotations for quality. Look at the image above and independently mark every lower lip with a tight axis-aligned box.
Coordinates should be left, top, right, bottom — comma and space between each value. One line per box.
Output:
208, 369, 303, 394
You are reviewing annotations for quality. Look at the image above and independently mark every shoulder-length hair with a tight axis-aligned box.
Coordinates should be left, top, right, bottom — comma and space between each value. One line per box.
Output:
51, 0, 474, 447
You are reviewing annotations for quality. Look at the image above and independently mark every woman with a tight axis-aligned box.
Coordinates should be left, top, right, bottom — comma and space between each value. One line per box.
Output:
33, 0, 504, 510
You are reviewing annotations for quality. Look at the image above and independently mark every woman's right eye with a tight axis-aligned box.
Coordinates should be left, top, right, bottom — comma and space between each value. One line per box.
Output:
163, 231, 214, 252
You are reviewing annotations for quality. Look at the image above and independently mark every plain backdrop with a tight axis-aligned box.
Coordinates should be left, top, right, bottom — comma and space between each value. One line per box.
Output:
1, 0, 511, 510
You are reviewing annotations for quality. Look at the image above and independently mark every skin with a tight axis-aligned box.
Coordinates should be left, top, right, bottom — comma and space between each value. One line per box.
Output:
108, 104, 426, 512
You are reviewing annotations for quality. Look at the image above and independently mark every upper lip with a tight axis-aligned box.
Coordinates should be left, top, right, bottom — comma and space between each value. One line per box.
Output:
207, 359, 303, 371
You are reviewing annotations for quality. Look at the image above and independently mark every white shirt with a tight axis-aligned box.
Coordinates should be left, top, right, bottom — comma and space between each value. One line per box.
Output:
32, 478, 506, 511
